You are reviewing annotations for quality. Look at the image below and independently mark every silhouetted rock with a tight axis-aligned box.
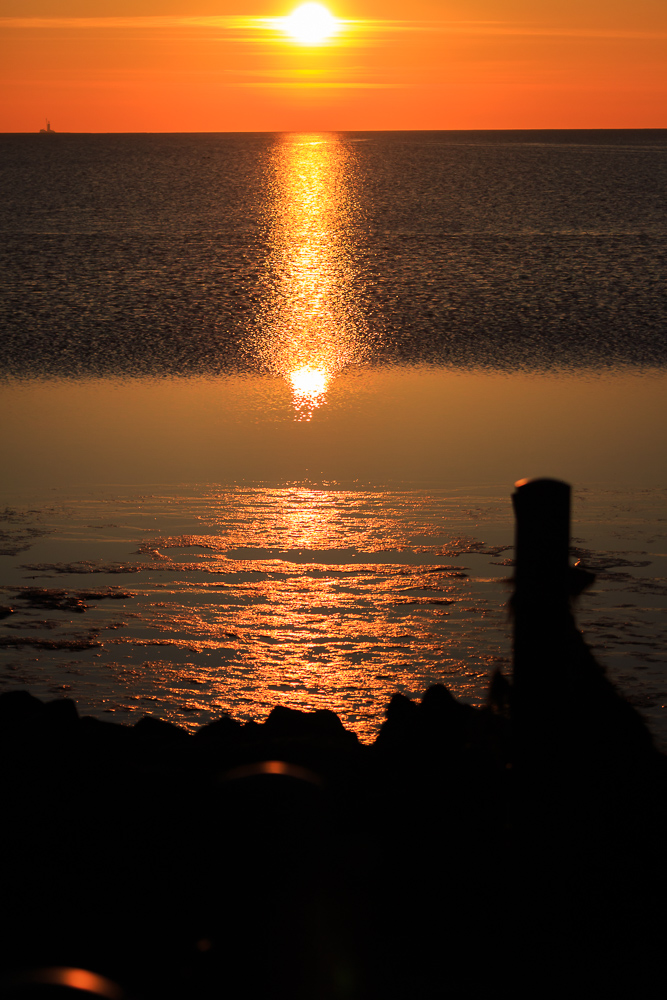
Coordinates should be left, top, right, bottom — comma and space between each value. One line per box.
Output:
75, 714, 136, 777
0, 689, 45, 729
133, 714, 188, 743
421, 682, 475, 742
193, 712, 243, 752
375, 685, 480, 762
264, 705, 357, 746
43, 696, 79, 727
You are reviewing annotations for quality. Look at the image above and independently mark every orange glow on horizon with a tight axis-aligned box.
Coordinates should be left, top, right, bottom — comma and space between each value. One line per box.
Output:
1, 5, 665, 132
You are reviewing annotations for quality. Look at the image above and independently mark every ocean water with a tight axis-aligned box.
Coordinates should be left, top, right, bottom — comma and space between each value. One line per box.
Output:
1, 130, 666, 744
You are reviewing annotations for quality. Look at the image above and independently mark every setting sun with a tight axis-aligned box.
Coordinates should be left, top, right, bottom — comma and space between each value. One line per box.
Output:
284, 4, 339, 45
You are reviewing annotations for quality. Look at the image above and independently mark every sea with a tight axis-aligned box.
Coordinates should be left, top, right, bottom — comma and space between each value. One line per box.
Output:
1, 129, 666, 746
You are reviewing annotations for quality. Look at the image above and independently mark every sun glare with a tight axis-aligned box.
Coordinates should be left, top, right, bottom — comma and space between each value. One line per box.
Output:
285, 3, 338, 45
289, 366, 330, 407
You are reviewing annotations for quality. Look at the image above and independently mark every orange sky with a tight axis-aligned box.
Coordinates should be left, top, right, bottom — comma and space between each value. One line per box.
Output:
1, 0, 666, 131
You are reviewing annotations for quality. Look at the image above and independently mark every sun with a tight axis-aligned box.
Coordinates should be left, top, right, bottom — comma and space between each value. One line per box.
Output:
284, 3, 339, 45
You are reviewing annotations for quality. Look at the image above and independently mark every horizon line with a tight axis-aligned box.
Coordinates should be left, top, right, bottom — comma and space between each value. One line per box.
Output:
5, 126, 667, 135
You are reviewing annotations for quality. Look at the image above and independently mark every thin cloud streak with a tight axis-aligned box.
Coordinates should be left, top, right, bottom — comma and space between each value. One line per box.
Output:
238, 82, 405, 88
3, 17, 666, 40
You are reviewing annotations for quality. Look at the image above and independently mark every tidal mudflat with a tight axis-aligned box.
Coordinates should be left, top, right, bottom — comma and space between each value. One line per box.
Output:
1, 481, 665, 747
1, 131, 666, 744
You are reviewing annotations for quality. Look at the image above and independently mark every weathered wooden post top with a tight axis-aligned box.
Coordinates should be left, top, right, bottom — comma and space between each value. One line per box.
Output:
512, 478, 572, 692
512, 477, 571, 599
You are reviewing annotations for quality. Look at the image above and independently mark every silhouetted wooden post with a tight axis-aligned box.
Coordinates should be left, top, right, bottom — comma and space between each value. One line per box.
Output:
512, 478, 571, 714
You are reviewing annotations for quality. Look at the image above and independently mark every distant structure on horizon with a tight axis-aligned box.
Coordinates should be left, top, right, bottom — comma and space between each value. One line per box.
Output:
39, 119, 55, 134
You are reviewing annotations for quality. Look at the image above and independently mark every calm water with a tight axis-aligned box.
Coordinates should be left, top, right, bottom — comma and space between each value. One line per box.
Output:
1, 130, 666, 743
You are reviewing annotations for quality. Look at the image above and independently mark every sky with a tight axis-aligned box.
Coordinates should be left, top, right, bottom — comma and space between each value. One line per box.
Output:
1, 0, 666, 131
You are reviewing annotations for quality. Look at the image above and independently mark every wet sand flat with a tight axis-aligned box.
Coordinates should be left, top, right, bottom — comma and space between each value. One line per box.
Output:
1, 483, 665, 747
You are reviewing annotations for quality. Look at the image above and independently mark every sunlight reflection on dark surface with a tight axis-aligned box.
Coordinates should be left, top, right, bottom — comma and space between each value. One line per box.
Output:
1, 131, 666, 745
257, 135, 367, 417
2, 131, 666, 381
1, 486, 665, 746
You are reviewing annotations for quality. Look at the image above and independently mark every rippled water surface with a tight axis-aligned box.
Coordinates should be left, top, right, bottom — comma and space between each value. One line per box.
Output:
1, 130, 666, 743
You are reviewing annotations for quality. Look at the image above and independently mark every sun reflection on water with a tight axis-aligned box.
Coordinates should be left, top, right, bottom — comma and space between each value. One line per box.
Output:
260, 134, 365, 419
119, 488, 511, 741
288, 365, 330, 412
2, 488, 527, 742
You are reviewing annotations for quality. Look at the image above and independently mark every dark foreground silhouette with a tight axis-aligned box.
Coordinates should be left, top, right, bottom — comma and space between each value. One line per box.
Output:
0, 480, 665, 999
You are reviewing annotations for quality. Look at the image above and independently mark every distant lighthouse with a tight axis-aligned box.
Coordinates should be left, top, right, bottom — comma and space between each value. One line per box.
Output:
39, 119, 56, 134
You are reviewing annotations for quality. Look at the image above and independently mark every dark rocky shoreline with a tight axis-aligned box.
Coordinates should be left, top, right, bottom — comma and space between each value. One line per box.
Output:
1, 660, 665, 999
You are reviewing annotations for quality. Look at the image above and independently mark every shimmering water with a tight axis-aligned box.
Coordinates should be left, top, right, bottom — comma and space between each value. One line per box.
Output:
1, 130, 666, 743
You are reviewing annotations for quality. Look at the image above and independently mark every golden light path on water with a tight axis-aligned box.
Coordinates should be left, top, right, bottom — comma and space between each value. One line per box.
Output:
262, 134, 364, 418
2, 485, 665, 745
2, 133, 667, 745
0, 488, 519, 742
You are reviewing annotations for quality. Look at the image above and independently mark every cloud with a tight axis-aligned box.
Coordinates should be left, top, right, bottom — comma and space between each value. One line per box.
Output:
2, 16, 666, 40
